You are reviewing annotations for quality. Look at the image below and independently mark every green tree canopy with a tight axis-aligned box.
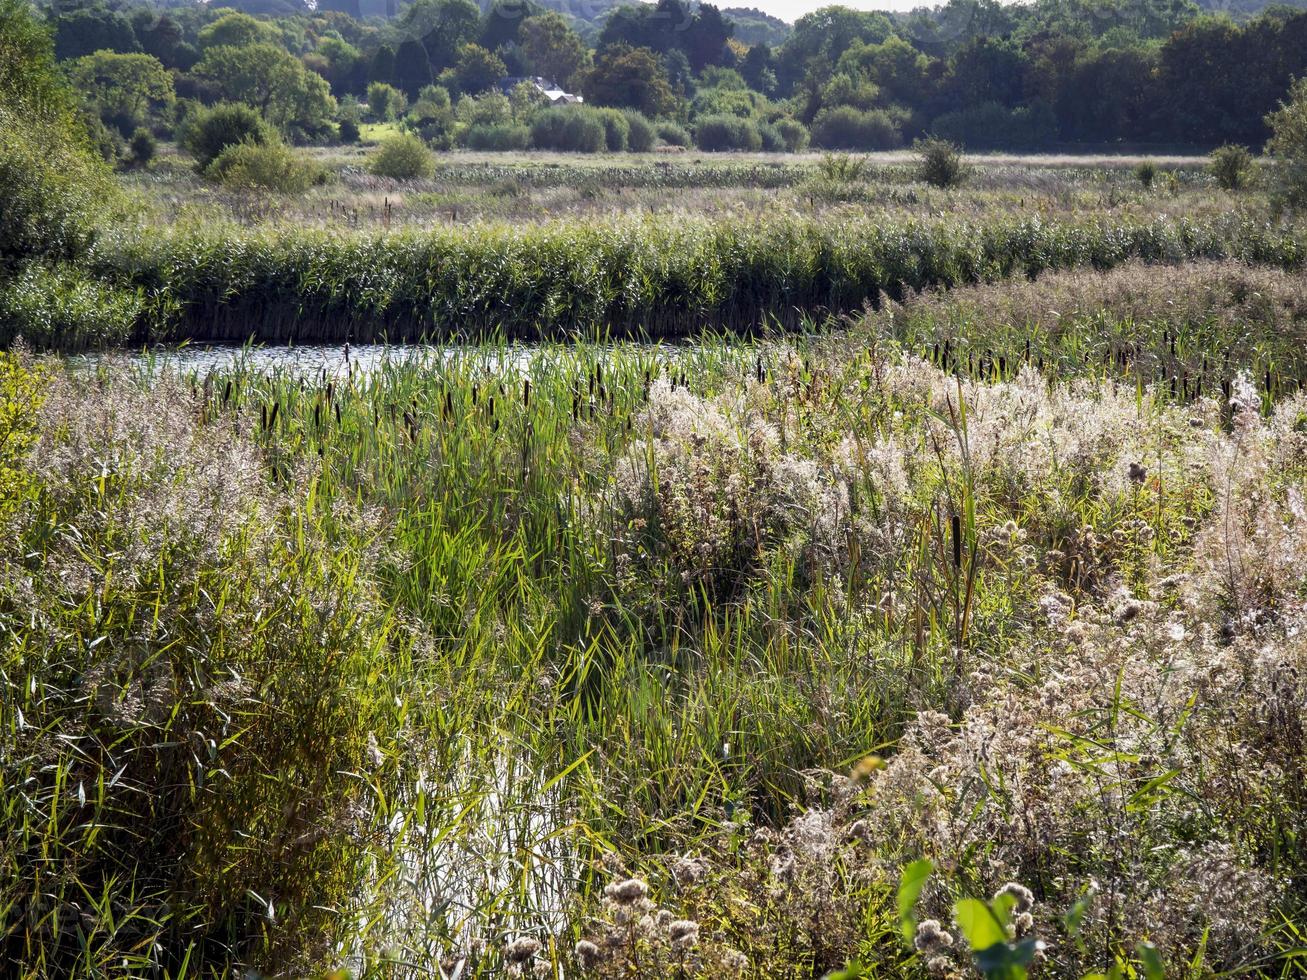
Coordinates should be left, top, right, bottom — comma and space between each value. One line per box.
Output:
67, 50, 174, 124
194, 43, 336, 136
582, 43, 678, 116
520, 12, 588, 90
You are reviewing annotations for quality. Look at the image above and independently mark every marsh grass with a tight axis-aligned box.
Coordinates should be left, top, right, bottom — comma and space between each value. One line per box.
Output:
71, 213, 1306, 350
4, 260, 1307, 976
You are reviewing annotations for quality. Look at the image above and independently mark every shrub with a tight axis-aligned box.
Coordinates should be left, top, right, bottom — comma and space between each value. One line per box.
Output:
0, 104, 111, 272
694, 114, 762, 152
1265, 76, 1307, 214
810, 106, 900, 150
461, 122, 530, 151
656, 121, 690, 147
758, 121, 784, 152
181, 102, 272, 169
598, 108, 629, 152
1134, 159, 1157, 189
205, 139, 324, 193
1208, 144, 1251, 191
623, 110, 656, 152
774, 117, 809, 152
82, 110, 122, 163
530, 106, 606, 153
338, 117, 360, 144
129, 127, 156, 167
0, 262, 143, 349
929, 101, 1056, 150
366, 81, 406, 122
914, 136, 966, 188
369, 131, 435, 179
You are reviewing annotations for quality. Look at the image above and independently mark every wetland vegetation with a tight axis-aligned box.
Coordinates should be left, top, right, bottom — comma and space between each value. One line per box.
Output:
4, 0, 1307, 976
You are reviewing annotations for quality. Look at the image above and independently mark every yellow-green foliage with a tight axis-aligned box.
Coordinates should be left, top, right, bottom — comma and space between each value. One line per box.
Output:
368, 131, 435, 180
205, 139, 324, 193
0, 351, 42, 519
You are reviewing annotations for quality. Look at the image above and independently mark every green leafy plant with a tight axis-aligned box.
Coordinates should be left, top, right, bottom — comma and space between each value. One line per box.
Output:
1209, 144, 1252, 191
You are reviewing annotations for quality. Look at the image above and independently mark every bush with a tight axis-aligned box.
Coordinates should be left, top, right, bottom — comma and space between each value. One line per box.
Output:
758, 121, 784, 152
366, 81, 406, 122
530, 107, 607, 153
929, 101, 1056, 150
1134, 159, 1157, 189
1208, 144, 1251, 191
656, 121, 691, 148
461, 122, 530, 151
0, 262, 143, 349
598, 108, 629, 152
0, 104, 111, 272
623, 111, 656, 152
338, 117, 360, 144
129, 127, 156, 167
810, 106, 901, 151
181, 102, 272, 169
369, 131, 435, 179
914, 136, 966, 188
1265, 77, 1307, 214
694, 114, 762, 152
205, 139, 324, 193
774, 117, 810, 152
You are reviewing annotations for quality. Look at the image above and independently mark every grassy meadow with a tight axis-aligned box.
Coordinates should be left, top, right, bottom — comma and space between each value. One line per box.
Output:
5, 146, 1307, 979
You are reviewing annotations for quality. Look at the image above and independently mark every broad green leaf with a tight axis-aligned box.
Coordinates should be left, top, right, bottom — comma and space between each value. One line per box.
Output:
954, 898, 1007, 952
897, 859, 933, 942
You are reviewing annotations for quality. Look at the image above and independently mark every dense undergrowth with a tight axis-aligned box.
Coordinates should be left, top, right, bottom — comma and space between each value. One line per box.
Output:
2, 211, 1301, 352
2, 260, 1306, 976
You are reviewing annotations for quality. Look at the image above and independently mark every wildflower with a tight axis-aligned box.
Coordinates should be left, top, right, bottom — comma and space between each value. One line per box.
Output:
926, 956, 954, 976
1128, 461, 1147, 484
668, 919, 699, 944
574, 940, 601, 969
506, 937, 542, 963
721, 949, 748, 973
1114, 599, 1143, 625
670, 855, 707, 886
914, 918, 954, 951
603, 878, 649, 905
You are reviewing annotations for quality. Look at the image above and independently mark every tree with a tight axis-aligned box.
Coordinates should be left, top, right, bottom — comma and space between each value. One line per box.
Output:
193, 44, 336, 136
131, 10, 186, 69
315, 35, 363, 95
393, 37, 432, 98
51, 5, 139, 61
449, 43, 505, 96
180, 101, 273, 168
946, 36, 1027, 108
402, 0, 480, 74
520, 12, 588, 89
480, 0, 539, 52
583, 44, 678, 116
197, 12, 277, 50
368, 44, 396, 86
1266, 76, 1307, 213
682, 2, 732, 72
68, 51, 174, 130
776, 6, 895, 95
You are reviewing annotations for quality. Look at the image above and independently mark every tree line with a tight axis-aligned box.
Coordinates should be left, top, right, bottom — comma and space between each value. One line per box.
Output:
36, 0, 1307, 153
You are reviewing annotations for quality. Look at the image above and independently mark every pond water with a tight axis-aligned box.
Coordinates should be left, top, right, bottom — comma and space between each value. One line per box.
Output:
78, 343, 518, 377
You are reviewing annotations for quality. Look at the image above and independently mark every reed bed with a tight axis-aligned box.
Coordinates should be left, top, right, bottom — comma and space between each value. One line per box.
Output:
4, 270, 1307, 976
79, 213, 1305, 349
